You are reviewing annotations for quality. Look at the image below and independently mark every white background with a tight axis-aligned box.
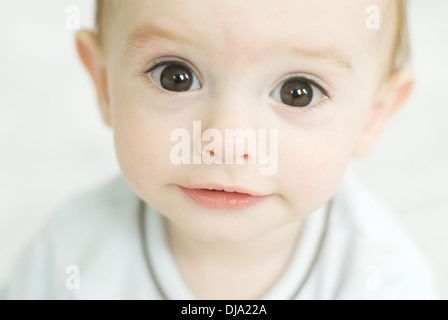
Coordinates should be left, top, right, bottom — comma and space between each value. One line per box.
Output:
0, 0, 447, 298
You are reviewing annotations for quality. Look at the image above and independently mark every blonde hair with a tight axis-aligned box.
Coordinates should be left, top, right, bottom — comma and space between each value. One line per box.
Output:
96, 0, 410, 76
390, 0, 410, 73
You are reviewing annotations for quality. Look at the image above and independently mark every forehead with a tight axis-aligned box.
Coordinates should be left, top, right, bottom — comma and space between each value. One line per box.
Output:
108, 0, 390, 72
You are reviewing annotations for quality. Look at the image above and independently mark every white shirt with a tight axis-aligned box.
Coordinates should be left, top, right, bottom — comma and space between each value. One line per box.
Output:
0, 170, 436, 299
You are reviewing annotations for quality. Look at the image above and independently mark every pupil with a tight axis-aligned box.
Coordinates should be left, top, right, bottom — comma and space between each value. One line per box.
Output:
174, 74, 187, 83
280, 79, 313, 107
161, 65, 193, 92
292, 89, 307, 98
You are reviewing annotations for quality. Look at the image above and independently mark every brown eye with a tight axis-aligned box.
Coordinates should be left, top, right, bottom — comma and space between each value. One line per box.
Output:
150, 62, 201, 92
271, 77, 324, 107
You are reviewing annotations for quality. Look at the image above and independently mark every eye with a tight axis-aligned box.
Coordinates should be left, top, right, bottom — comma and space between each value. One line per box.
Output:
149, 61, 202, 92
271, 77, 326, 107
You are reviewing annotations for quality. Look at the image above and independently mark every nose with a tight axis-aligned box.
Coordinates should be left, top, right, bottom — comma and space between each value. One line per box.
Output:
193, 91, 260, 166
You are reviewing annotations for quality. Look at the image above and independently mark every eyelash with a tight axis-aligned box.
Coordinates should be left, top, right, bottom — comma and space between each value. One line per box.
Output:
139, 57, 202, 95
143, 57, 197, 77
140, 57, 332, 111
292, 77, 329, 100
271, 75, 331, 113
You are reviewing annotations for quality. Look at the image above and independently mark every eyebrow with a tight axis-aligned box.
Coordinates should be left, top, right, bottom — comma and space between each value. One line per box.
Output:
289, 47, 353, 74
126, 24, 201, 56
126, 24, 353, 73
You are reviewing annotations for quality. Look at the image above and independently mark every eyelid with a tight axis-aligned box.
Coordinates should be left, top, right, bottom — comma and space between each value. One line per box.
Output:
269, 74, 332, 111
143, 56, 203, 92
144, 56, 200, 78
280, 74, 330, 99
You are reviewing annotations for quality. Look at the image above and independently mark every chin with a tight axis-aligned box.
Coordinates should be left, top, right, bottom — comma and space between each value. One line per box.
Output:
175, 212, 280, 244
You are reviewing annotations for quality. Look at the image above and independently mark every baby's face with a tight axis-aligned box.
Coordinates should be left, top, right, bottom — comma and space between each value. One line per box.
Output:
102, 0, 389, 242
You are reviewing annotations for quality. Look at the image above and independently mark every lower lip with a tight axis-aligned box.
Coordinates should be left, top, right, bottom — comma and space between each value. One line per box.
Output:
179, 187, 270, 210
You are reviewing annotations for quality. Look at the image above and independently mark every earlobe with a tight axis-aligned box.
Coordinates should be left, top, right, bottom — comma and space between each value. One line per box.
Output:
75, 30, 112, 127
352, 69, 416, 157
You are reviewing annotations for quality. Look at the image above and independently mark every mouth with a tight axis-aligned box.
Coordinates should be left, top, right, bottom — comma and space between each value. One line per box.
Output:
178, 183, 271, 211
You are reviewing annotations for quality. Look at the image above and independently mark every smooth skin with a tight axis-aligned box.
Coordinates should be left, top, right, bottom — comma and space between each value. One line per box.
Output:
76, 0, 414, 299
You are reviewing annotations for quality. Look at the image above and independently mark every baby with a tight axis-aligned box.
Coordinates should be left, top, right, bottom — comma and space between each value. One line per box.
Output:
1, 0, 436, 299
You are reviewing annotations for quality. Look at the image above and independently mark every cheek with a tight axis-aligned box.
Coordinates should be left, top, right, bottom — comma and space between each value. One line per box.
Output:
109, 84, 179, 197
275, 106, 367, 211
113, 111, 166, 193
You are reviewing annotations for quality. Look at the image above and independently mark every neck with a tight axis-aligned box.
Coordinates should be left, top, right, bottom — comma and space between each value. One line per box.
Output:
165, 217, 305, 299
166, 218, 304, 266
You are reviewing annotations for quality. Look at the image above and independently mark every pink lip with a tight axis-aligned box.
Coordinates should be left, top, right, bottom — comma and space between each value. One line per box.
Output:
179, 184, 271, 210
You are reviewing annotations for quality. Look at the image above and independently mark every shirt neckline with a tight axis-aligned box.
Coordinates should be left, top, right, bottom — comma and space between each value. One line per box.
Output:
144, 203, 328, 300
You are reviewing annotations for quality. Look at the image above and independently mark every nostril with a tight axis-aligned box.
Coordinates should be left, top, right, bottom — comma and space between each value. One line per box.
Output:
209, 150, 215, 157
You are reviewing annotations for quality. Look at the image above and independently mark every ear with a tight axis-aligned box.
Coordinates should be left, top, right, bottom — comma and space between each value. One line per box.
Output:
76, 30, 112, 127
353, 69, 416, 157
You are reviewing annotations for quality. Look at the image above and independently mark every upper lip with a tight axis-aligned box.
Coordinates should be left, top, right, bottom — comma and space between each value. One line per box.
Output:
180, 183, 270, 197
